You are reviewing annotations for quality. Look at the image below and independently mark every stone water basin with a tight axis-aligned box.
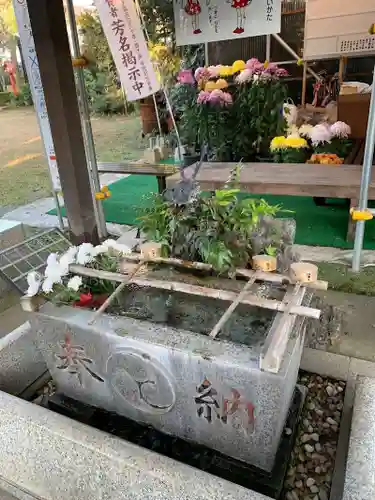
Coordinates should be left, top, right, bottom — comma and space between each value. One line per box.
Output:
31, 272, 311, 472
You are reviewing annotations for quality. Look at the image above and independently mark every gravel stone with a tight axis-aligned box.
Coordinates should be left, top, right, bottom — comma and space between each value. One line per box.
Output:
326, 386, 334, 397
301, 434, 311, 443
319, 488, 328, 500
283, 373, 345, 500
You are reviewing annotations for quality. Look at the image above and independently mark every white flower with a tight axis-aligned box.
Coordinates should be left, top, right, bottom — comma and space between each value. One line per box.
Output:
59, 246, 78, 274
26, 271, 42, 297
253, 74, 259, 83
46, 253, 59, 269
42, 278, 58, 294
92, 244, 109, 257
235, 69, 253, 84
76, 243, 95, 265
44, 252, 65, 284
67, 275, 83, 292
299, 124, 314, 138
330, 121, 351, 139
310, 123, 332, 146
102, 239, 131, 255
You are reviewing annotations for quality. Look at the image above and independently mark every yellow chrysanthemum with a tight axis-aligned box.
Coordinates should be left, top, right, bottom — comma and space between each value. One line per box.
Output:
232, 60, 246, 73
284, 137, 308, 149
263, 60, 269, 69
205, 81, 217, 92
216, 78, 228, 89
219, 65, 234, 77
270, 136, 287, 151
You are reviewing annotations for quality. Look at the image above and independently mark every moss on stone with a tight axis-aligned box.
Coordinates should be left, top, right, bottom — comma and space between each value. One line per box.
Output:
317, 262, 375, 296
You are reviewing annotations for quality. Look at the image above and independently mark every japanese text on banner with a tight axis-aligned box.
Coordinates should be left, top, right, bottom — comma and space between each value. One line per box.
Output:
95, 0, 160, 101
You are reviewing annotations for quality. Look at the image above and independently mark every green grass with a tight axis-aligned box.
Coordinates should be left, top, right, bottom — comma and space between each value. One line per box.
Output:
0, 108, 145, 207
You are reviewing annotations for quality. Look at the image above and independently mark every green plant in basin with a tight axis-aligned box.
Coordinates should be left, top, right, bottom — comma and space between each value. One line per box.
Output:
138, 168, 284, 273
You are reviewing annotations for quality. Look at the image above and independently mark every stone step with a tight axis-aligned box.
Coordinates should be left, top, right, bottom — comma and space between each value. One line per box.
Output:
343, 376, 375, 500
0, 390, 272, 500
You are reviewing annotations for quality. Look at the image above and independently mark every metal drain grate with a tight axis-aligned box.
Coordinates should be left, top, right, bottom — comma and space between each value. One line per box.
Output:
0, 228, 71, 294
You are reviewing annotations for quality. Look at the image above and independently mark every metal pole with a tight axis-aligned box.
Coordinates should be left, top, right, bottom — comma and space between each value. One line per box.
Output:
65, 0, 107, 240
266, 35, 271, 61
133, 0, 183, 159
53, 190, 65, 230
352, 65, 375, 272
272, 34, 320, 81
204, 42, 209, 66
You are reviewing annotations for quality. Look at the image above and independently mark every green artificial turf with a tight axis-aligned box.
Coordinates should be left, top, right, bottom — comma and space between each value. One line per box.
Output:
48, 174, 375, 249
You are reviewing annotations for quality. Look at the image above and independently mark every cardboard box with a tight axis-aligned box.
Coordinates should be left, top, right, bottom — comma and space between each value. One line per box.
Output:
338, 93, 371, 139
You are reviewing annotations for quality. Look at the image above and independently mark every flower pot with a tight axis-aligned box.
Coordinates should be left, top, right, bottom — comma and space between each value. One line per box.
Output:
139, 97, 158, 135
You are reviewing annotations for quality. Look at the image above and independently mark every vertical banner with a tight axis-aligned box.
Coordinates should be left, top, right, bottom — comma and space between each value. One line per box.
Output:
95, 0, 160, 101
174, 0, 281, 46
12, 0, 61, 191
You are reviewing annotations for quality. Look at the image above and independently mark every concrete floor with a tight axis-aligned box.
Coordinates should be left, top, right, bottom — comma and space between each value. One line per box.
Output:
316, 289, 375, 363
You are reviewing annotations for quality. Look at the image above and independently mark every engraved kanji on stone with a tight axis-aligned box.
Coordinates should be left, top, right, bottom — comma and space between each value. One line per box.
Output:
195, 378, 220, 422
56, 333, 104, 386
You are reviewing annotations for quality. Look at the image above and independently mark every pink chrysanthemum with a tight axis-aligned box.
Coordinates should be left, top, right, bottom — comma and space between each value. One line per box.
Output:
204, 89, 233, 106
275, 67, 289, 77
310, 123, 333, 146
246, 58, 264, 74
197, 90, 211, 104
330, 121, 351, 139
194, 67, 210, 82
263, 62, 279, 74
221, 91, 233, 106
177, 69, 195, 85
207, 65, 221, 78
235, 68, 253, 84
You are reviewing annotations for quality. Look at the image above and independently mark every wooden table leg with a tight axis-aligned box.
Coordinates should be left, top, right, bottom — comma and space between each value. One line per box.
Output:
157, 176, 166, 193
347, 198, 358, 241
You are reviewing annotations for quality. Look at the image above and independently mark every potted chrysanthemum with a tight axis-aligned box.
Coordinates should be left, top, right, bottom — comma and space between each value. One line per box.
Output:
270, 135, 309, 163
310, 121, 352, 158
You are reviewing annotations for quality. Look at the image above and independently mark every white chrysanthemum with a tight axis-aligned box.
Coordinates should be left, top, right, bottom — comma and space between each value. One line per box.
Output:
235, 69, 253, 84
92, 244, 109, 257
299, 124, 314, 138
310, 123, 332, 146
102, 239, 131, 255
330, 121, 351, 139
42, 278, 58, 294
67, 275, 83, 292
59, 246, 78, 274
26, 271, 42, 297
44, 252, 64, 283
76, 243, 95, 265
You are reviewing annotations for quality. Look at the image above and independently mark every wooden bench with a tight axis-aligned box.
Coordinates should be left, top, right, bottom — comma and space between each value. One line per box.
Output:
167, 161, 375, 241
98, 161, 179, 194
